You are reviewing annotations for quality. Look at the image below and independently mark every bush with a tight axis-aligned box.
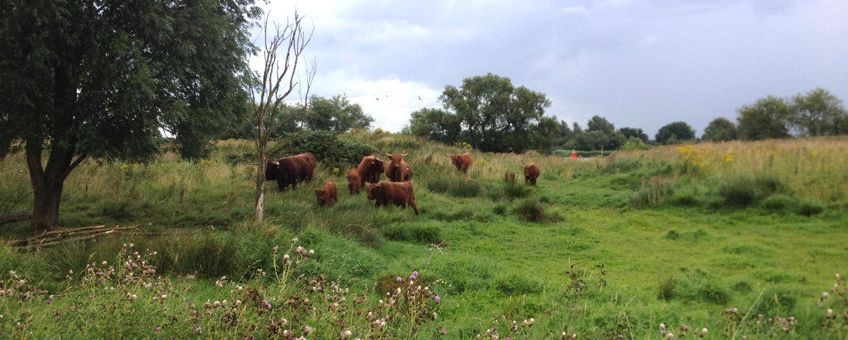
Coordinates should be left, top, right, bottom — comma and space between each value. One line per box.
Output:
717, 176, 785, 207
761, 194, 798, 212
797, 199, 824, 216
383, 225, 442, 244
657, 277, 677, 300
514, 197, 555, 223
426, 177, 482, 197
270, 130, 377, 170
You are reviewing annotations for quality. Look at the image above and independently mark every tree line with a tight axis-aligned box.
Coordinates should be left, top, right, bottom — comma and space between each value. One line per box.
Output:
406, 74, 848, 152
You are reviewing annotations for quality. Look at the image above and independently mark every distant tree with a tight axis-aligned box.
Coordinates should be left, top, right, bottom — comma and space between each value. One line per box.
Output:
407, 108, 462, 144
737, 96, 793, 140
618, 127, 649, 143
574, 130, 609, 151
791, 88, 847, 136
655, 122, 696, 144
620, 136, 650, 150
702, 118, 737, 142
0, 0, 260, 229
440, 73, 550, 152
532, 116, 563, 154
304, 95, 373, 133
587, 116, 615, 135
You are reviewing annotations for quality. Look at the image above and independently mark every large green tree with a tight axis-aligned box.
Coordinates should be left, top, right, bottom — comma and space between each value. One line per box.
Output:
618, 127, 649, 143
791, 88, 847, 136
407, 108, 462, 145
655, 121, 696, 144
737, 96, 793, 140
702, 117, 737, 141
0, 0, 259, 229
304, 95, 373, 133
440, 73, 551, 152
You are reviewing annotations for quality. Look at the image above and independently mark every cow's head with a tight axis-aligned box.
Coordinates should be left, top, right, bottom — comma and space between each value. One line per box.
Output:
371, 158, 385, 174
265, 161, 281, 180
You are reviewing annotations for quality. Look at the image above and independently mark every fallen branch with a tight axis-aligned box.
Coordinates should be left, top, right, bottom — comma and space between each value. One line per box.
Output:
11, 224, 142, 251
0, 211, 30, 226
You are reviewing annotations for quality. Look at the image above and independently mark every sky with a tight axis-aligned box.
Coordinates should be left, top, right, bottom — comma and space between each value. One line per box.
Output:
253, 0, 848, 137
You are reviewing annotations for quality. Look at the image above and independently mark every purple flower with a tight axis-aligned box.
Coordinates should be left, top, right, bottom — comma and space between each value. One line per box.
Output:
154, 326, 162, 334
396, 276, 403, 283
433, 295, 441, 304
409, 271, 419, 281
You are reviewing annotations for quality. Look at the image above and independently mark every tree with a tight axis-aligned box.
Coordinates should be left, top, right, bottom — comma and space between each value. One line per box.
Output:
304, 95, 373, 133
407, 108, 462, 144
655, 122, 696, 144
702, 117, 737, 141
618, 127, 648, 143
791, 88, 847, 136
440, 73, 551, 152
532, 116, 563, 154
248, 12, 314, 222
737, 96, 793, 140
0, 0, 259, 229
587, 116, 615, 135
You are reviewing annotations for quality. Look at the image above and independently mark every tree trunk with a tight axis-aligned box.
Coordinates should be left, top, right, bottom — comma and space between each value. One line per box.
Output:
31, 180, 64, 229
254, 117, 267, 223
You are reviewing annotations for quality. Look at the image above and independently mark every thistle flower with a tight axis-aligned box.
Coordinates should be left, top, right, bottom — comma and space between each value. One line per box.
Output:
697, 328, 708, 338
826, 308, 835, 319
433, 295, 441, 304
341, 330, 352, 339
409, 271, 419, 281
396, 276, 403, 283
523, 318, 535, 327
154, 325, 162, 334
664, 333, 674, 340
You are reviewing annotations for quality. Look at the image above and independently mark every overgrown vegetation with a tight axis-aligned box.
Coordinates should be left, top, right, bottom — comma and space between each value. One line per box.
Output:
1, 134, 847, 337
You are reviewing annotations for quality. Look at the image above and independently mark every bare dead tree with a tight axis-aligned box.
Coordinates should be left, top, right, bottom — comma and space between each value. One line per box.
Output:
249, 11, 314, 222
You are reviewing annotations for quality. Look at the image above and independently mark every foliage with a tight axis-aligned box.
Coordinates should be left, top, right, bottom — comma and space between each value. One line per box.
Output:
303, 95, 374, 133
737, 96, 794, 140
656, 121, 696, 144
407, 108, 462, 145
791, 88, 848, 137
269, 131, 377, 170
618, 127, 649, 143
702, 117, 738, 142
438, 73, 551, 152
425, 177, 483, 197
0, 0, 260, 228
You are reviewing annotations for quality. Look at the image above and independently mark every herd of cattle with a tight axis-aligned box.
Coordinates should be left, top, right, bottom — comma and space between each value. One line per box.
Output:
265, 151, 541, 215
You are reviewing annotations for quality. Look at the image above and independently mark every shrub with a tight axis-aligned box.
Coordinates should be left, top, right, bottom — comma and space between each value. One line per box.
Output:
426, 177, 482, 197
270, 130, 377, 169
797, 199, 825, 216
717, 175, 785, 207
514, 197, 556, 223
657, 277, 677, 300
761, 194, 798, 212
383, 225, 442, 244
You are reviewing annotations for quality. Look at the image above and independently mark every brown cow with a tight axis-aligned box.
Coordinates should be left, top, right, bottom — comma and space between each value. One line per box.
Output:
449, 152, 473, 175
356, 155, 385, 187
385, 153, 413, 182
346, 169, 361, 195
315, 181, 338, 206
523, 163, 540, 186
265, 152, 317, 191
504, 170, 516, 183
366, 181, 419, 215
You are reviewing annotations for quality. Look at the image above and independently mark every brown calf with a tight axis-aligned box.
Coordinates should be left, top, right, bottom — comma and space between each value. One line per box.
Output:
315, 181, 338, 206
523, 163, 540, 186
346, 169, 361, 195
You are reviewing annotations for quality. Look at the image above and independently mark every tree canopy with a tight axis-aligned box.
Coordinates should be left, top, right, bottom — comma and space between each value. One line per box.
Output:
737, 96, 793, 141
439, 73, 551, 152
791, 88, 847, 137
655, 122, 696, 144
0, 0, 260, 229
702, 118, 737, 141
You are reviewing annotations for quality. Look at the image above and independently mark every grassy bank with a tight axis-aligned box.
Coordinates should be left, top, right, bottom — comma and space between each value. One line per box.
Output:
1, 134, 847, 338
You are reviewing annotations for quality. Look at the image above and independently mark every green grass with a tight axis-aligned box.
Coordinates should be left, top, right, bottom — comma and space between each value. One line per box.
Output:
1, 135, 848, 338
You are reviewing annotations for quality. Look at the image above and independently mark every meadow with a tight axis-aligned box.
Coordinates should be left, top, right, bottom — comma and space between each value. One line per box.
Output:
1, 132, 847, 338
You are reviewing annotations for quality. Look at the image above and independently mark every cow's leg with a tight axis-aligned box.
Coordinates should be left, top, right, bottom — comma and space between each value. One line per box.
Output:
411, 201, 419, 215
277, 179, 285, 192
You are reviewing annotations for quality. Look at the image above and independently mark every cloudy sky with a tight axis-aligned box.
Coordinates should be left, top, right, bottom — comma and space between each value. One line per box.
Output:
254, 0, 848, 137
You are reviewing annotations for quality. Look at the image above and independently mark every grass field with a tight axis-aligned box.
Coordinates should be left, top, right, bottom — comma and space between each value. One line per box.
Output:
1, 133, 847, 338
